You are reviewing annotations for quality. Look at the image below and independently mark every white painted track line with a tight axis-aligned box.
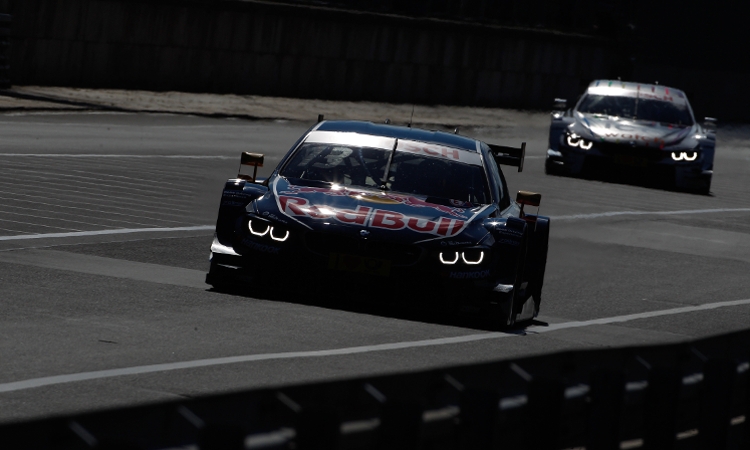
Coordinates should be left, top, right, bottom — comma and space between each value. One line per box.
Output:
552, 208, 750, 221
0, 226, 214, 241
2, 297, 749, 394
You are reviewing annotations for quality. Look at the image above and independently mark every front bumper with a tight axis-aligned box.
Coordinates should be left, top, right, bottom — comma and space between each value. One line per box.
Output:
546, 146, 711, 189
206, 233, 506, 302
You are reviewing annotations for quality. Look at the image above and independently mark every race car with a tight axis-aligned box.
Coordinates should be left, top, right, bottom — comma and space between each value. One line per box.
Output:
545, 80, 716, 194
206, 120, 550, 328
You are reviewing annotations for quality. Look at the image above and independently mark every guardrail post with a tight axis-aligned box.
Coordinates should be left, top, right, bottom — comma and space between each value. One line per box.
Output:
643, 367, 681, 450
587, 369, 625, 450
295, 407, 340, 450
743, 357, 750, 450
527, 378, 564, 450
698, 359, 736, 450
0, 14, 8, 88
378, 400, 422, 449
458, 389, 500, 449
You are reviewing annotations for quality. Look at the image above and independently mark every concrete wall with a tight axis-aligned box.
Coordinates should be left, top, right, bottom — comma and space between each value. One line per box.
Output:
6, 0, 616, 111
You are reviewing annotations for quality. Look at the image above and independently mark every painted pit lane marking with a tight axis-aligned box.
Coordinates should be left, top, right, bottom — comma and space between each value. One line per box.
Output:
0, 225, 214, 241
2, 297, 750, 394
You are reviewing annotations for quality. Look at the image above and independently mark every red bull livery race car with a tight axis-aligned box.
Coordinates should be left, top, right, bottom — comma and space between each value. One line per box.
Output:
546, 80, 716, 194
207, 121, 550, 328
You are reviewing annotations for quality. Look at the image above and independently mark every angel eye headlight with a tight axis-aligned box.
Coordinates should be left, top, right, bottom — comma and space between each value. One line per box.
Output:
566, 133, 580, 147
683, 151, 698, 161
439, 252, 459, 265
270, 227, 290, 242
566, 133, 593, 150
248, 219, 269, 236
671, 151, 699, 161
461, 250, 484, 265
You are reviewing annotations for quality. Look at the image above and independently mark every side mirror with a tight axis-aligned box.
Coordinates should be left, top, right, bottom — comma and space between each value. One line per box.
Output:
703, 117, 717, 133
237, 152, 265, 182
553, 98, 568, 111
516, 190, 541, 218
516, 190, 541, 207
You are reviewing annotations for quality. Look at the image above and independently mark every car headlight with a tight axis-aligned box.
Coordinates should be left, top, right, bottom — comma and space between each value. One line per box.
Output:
439, 250, 485, 265
671, 151, 699, 161
248, 219, 290, 242
565, 132, 593, 150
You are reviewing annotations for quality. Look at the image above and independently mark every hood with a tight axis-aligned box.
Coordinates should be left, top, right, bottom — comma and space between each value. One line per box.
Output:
572, 112, 698, 149
254, 177, 491, 244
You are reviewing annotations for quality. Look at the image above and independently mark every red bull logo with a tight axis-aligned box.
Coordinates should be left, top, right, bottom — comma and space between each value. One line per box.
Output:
279, 195, 467, 237
280, 184, 468, 218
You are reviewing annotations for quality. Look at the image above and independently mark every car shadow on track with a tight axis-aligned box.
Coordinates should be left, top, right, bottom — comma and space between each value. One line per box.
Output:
207, 284, 541, 333
547, 170, 712, 196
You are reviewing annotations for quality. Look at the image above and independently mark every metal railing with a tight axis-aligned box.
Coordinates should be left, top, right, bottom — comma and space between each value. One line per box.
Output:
1, 327, 749, 449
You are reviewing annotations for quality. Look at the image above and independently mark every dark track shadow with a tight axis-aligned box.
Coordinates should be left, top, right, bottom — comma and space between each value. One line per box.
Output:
208, 282, 541, 333
547, 170, 712, 196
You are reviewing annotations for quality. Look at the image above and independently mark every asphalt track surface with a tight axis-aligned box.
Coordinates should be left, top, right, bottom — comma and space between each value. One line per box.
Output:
1, 112, 750, 423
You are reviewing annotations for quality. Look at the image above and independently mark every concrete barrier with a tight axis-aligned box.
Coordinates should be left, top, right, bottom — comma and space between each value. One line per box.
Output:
4, 0, 745, 120
7, 0, 613, 111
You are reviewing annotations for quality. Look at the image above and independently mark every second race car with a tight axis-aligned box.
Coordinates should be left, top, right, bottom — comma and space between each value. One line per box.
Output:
546, 80, 716, 194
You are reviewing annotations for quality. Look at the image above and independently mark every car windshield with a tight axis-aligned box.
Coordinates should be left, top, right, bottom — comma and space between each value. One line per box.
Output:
578, 94, 693, 126
281, 142, 491, 204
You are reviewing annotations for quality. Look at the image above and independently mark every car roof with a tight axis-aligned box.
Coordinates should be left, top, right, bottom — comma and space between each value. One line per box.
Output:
586, 80, 689, 106
315, 120, 480, 152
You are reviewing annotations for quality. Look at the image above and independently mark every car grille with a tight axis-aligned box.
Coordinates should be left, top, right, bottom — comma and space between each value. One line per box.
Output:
594, 142, 666, 161
305, 232, 423, 266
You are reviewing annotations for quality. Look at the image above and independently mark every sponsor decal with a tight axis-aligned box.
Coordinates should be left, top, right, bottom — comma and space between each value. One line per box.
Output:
440, 240, 474, 246
397, 140, 483, 166
278, 195, 466, 237
280, 184, 468, 218
495, 238, 520, 246
222, 190, 250, 199
221, 200, 246, 207
261, 211, 288, 223
329, 253, 390, 277
242, 238, 281, 254
447, 269, 491, 279
601, 132, 665, 145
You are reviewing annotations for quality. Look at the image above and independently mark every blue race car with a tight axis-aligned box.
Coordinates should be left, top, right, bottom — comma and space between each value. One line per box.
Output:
546, 80, 716, 194
207, 120, 550, 328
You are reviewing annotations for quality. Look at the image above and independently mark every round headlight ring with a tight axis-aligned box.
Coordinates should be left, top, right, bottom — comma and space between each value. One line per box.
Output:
439, 252, 459, 265
248, 219, 270, 236
270, 227, 290, 242
461, 250, 484, 265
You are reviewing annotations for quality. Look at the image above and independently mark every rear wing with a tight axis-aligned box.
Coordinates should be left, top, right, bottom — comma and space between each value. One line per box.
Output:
488, 142, 525, 172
